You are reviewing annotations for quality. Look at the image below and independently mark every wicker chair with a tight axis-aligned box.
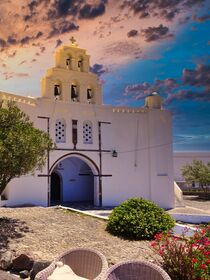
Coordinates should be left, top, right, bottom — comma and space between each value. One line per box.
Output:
35, 248, 108, 280
104, 260, 171, 280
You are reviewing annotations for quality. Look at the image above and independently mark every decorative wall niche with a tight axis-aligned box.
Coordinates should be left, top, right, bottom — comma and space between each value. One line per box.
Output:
83, 121, 93, 144
55, 119, 66, 143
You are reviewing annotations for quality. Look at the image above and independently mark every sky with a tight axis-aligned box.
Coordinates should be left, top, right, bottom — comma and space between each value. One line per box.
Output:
0, 0, 210, 151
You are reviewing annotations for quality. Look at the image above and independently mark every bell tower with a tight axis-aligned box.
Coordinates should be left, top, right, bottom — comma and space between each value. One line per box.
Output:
41, 37, 102, 105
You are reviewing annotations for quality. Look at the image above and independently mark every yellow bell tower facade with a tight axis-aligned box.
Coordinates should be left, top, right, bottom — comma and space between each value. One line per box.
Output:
41, 38, 102, 105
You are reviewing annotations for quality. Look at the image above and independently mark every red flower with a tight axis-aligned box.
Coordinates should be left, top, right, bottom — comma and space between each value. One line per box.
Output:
159, 250, 164, 256
192, 258, 197, 263
154, 233, 163, 240
201, 228, 207, 235
200, 264, 207, 269
150, 241, 157, 247
204, 251, 210, 256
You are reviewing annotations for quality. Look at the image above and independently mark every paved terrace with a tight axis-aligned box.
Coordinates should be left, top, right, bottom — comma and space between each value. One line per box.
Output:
58, 195, 210, 221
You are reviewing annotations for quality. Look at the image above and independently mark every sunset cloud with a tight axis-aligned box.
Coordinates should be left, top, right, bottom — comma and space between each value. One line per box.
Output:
90, 63, 108, 76
182, 64, 210, 90
79, 1, 107, 19
141, 24, 173, 42
123, 64, 210, 104
166, 90, 210, 104
124, 78, 178, 100
193, 14, 210, 23
105, 41, 142, 58
48, 21, 79, 38
23, 0, 108, 22
167, 64, 210, 103
55, 39, 63, 48
7, 35, 17, 45
127, 29, 138, 38
120, 0, 206, 20
2, 72, 29, 80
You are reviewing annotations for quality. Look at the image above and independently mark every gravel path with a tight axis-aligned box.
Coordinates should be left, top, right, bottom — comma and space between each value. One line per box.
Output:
0, 207, 157, 266
0, 270, 18, 280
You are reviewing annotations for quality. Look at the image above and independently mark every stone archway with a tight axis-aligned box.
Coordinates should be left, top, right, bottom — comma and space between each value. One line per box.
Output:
50, 153, 99, 206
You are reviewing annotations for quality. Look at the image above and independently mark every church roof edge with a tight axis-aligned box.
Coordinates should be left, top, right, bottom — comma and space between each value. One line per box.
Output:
0, 91, 37, 106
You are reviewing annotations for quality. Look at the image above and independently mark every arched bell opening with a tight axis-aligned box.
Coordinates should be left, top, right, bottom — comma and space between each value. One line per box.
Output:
66, 54, 72, 70
71, 81, 79, 102
87, 85, 95, 104
77, 56, 84, 71
54, 81, 62, 100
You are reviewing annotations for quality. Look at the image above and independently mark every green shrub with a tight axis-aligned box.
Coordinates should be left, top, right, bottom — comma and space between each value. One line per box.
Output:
106, 197, 175, 240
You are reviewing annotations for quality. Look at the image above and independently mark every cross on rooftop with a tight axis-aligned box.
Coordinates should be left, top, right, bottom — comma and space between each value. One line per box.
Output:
70, 36, 77, 46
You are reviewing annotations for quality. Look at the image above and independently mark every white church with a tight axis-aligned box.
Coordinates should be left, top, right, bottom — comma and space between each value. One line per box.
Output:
0, 39, 175, 209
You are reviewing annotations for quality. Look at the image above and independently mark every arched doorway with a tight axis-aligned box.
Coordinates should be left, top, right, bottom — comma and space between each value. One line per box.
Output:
50, 154, 98, 206
50, 172, 61, 204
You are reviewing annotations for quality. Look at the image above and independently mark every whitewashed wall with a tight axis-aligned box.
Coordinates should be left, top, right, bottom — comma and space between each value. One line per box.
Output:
0, 92, 175, 209
0, 94, 175, 209
5, 175, 48, 207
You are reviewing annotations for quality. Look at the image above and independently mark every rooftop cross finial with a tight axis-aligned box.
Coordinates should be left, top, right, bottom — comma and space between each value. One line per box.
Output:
70, 36, 77, 47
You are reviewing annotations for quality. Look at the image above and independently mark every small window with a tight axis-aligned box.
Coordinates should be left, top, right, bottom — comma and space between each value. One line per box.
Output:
83, 121, 93, 144
72, 119, 78, 149
55, 119, 66, 143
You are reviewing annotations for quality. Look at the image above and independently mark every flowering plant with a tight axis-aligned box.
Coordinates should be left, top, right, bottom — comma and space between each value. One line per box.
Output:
150, 225, 210, 280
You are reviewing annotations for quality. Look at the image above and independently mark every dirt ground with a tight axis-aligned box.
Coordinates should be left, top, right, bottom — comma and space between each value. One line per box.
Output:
0, 207, 158, 266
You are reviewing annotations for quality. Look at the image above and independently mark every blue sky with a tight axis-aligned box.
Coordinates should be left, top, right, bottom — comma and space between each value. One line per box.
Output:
102, 3, 210, 151
0, 0, 210, 151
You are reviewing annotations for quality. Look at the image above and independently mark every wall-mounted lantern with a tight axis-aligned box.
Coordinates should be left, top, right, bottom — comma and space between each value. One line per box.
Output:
112, 150, 118, 158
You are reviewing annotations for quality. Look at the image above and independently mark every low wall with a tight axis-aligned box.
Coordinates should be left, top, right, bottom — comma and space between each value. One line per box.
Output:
170, 213, 210, 224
